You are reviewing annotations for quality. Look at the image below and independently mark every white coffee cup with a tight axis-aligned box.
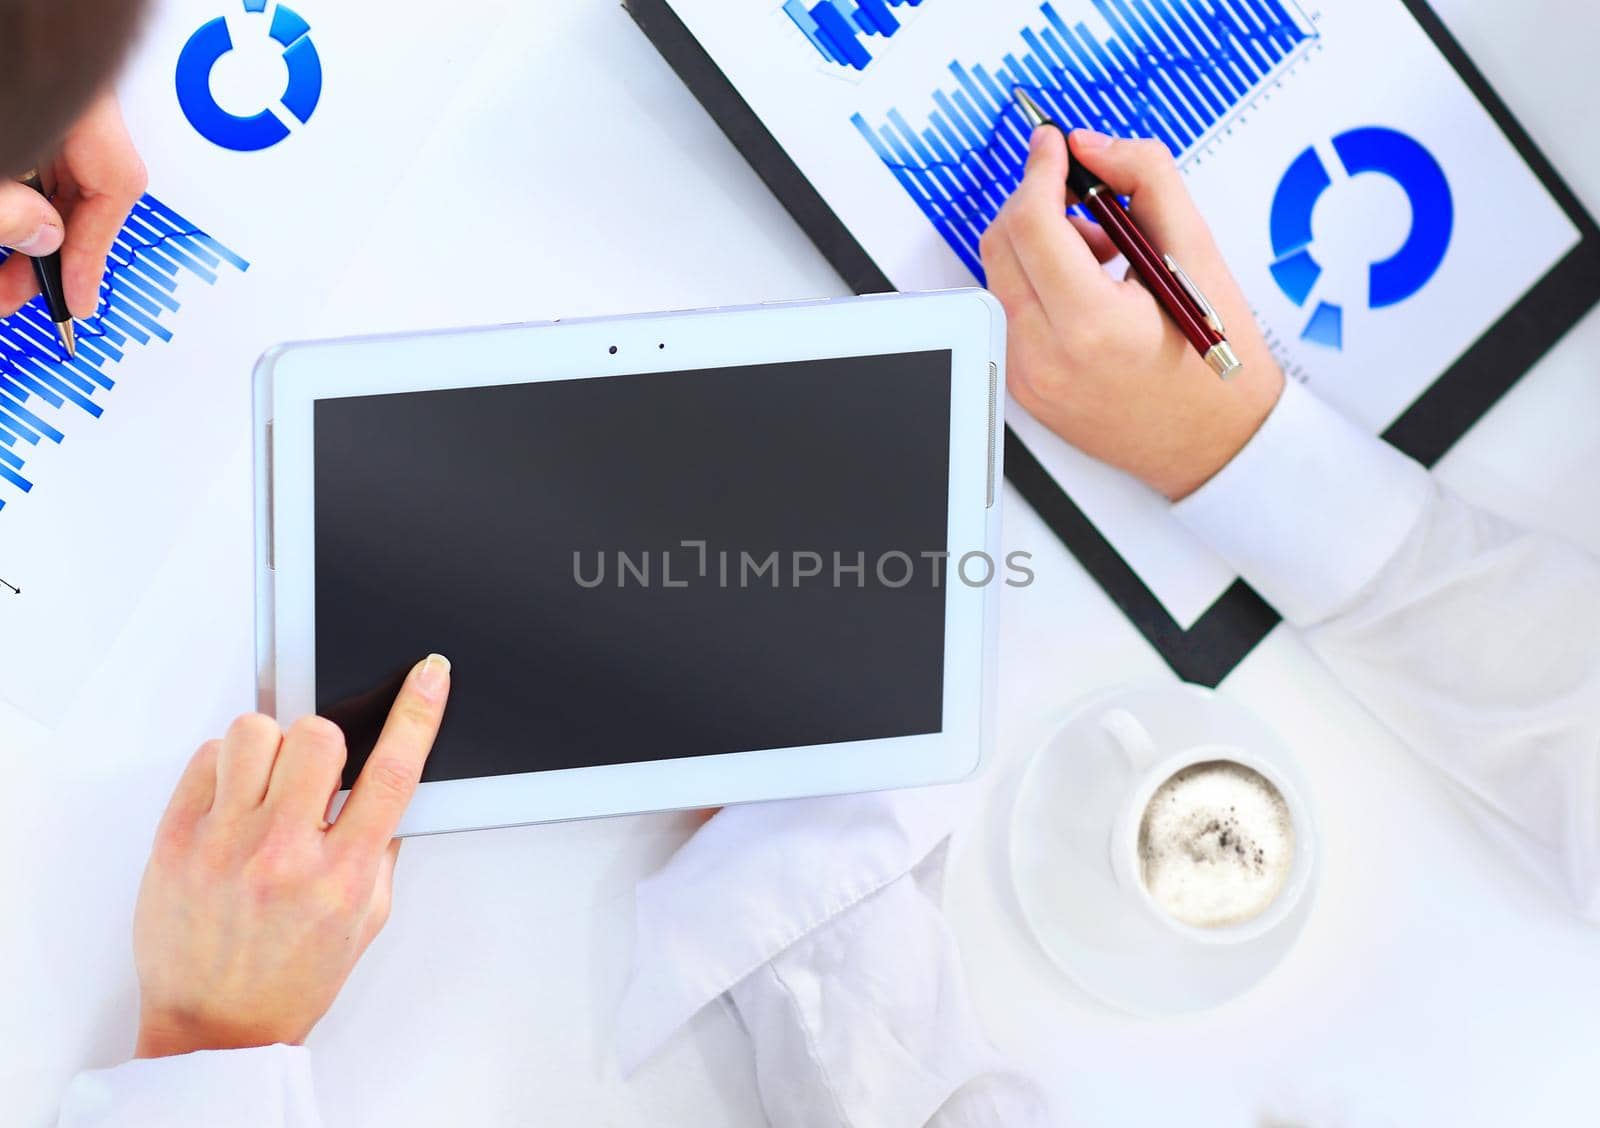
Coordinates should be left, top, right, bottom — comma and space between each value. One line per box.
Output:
1101, 708, 1317, 946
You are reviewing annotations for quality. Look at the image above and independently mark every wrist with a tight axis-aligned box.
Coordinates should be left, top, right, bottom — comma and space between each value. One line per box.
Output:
135, 1007, 294, 1059
1157, 364, 1285, 501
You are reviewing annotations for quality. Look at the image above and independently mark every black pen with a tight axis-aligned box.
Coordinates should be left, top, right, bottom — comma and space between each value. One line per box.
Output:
16, 170, 76, 360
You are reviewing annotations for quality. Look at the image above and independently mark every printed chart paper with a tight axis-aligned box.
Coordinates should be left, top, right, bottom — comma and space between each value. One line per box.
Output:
0, 0, 511, 722
662, 0, 1581, 628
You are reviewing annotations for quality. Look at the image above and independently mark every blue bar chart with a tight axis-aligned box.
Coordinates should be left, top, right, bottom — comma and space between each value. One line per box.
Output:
784, 0, 928, 70
853, 0, 1317, 277
0, 194, 247, 512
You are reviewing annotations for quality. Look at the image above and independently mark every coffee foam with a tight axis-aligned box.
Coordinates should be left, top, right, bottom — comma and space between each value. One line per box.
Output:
1137, 760, 1295, 929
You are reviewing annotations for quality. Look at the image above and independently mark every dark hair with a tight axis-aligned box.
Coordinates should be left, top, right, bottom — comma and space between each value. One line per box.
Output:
0, 0, 150, 175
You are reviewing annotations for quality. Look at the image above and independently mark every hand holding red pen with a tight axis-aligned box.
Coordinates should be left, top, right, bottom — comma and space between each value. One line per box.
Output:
981, 126, 1285, 501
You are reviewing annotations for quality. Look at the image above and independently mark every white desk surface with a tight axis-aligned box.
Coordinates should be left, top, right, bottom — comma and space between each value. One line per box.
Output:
5, 1, 1599, 1124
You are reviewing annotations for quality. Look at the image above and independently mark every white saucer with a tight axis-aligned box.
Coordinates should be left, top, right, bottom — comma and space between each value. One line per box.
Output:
1009, 683, 1318, 1016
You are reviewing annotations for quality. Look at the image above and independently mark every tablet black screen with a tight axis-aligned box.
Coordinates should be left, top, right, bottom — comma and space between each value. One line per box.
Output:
313, 351, 952, 786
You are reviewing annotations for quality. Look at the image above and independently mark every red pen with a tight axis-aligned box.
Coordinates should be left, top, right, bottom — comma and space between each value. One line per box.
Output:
1012, 88, 1242, 380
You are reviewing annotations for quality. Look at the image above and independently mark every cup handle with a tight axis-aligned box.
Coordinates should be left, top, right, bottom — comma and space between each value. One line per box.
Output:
1100, 708, 1159, 772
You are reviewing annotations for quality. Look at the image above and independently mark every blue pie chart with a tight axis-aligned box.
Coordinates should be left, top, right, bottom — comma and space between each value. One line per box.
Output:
176, 0, 323, 152
1268, 127, 1453, 350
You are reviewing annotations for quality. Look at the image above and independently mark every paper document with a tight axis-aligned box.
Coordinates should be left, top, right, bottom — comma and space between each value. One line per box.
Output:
0, 0, 511, 722
662, 0, 1581, 627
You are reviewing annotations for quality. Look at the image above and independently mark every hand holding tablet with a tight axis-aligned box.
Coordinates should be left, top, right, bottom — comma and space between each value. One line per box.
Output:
255, 291, 1006, 834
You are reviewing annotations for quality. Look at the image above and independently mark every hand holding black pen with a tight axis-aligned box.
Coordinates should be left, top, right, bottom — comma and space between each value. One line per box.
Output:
0, 93, 148, 351
13, 169, 76, 359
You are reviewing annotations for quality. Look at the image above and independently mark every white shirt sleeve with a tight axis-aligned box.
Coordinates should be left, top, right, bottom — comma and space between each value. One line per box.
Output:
1175, 379, 1600, 920
617, 790, 1056, 1127
58, 1045, 323, 1128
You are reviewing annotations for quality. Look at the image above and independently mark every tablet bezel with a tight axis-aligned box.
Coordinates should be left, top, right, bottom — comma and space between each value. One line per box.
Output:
254, 290, 1004, 834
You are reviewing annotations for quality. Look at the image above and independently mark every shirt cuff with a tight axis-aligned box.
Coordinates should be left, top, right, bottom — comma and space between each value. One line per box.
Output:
728, 871, 1054, 1128
615, 787, 966, 1075
58, 1045, 321, 1128
1173, 379, 1435, 626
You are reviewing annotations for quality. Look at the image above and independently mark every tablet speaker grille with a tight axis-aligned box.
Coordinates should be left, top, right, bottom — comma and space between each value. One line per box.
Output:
986, 362, 997, 509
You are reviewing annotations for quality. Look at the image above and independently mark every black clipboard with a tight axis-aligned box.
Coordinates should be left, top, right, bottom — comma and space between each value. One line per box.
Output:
624, 0, 1600, 686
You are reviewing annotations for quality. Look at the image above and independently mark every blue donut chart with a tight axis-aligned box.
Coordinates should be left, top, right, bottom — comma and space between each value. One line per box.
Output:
1267, 147, 1330, 308
176, 1, 323, 152
1334, 129, 1453, 309
1268, 127, 1453, 350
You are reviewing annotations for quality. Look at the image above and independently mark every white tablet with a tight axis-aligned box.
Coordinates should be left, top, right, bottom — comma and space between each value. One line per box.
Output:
254, 290, 1005, 834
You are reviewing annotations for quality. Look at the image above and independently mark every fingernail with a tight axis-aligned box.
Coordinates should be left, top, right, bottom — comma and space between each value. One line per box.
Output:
10, 221, 63, 257
1028, 128, 1049, 156
412, 653, 451, 697
1074, 129, 1113, 151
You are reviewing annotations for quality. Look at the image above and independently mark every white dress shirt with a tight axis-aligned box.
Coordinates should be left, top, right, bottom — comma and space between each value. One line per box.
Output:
57, 1044, 322, 1127
1176, 379, 1600, 920
616, 789, 1057, 1128
58, 379, 1600, 1125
